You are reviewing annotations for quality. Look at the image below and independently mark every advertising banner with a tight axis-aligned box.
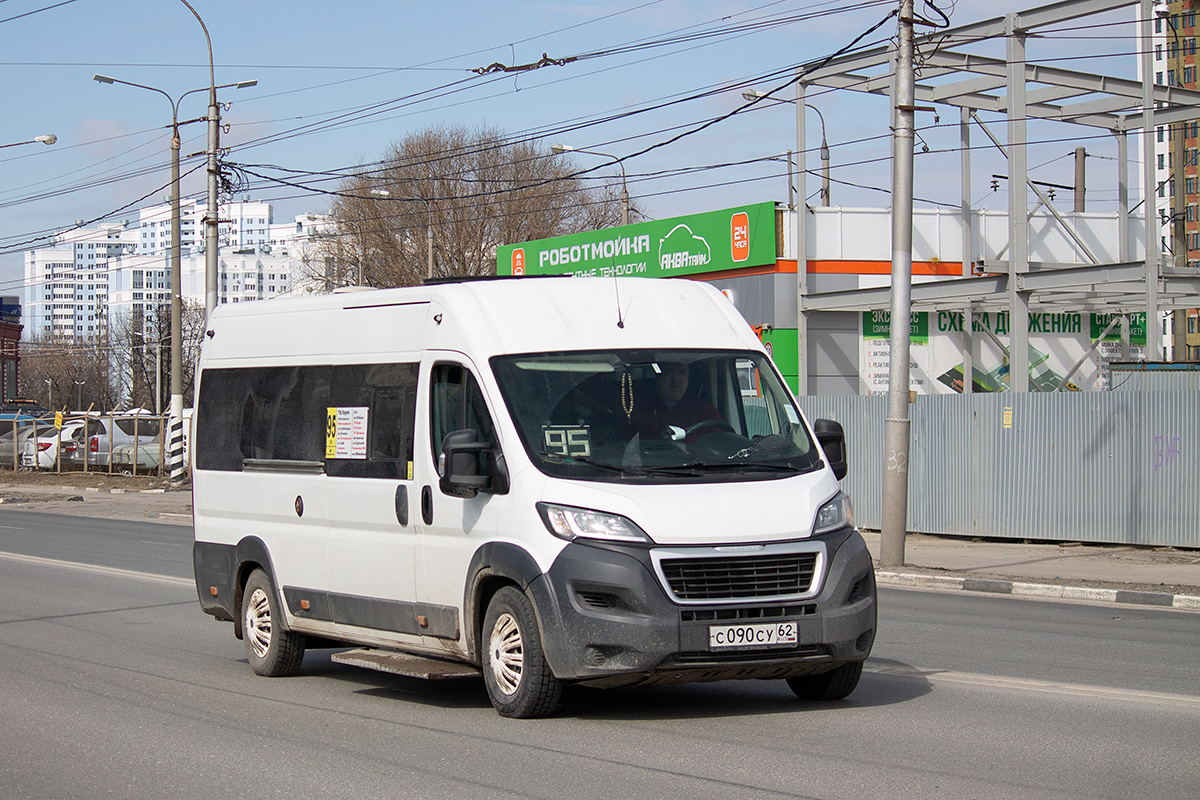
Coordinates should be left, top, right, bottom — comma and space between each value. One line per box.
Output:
859, 310, 1147, 394
496, 202, 777, 279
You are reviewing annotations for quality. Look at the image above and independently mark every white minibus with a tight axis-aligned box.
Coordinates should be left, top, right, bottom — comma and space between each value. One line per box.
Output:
192, 277, 876, 718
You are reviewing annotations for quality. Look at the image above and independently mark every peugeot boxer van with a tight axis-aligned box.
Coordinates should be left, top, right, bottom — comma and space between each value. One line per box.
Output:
192, 277, 876, 718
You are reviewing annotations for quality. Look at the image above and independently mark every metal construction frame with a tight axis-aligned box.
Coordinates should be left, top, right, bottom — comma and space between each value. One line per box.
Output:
794, 0, 1200, 391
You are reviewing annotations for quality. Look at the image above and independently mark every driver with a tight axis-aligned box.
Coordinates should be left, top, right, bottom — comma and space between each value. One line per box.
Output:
628, 362, 720, 440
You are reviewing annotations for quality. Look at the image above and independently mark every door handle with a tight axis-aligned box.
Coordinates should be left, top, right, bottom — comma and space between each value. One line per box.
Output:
395, 484, 408, 526
421, 485, 433, 525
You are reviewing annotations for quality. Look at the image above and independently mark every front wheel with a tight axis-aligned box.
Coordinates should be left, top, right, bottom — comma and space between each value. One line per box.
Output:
482, 586, 563, 718
786, 660, 863, 701
242, 568, 306, 677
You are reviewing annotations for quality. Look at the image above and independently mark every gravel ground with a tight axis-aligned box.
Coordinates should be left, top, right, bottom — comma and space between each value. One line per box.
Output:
0, 466, 177, 491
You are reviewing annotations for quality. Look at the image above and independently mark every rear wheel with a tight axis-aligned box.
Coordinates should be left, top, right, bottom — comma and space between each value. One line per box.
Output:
242, 569, 305, 677
482, 586, 562, 718
786, 660, 863, 701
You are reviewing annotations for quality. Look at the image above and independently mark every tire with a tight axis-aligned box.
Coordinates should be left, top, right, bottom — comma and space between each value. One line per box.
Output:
242, 568, 306, 677
481, 586, 563, 718
786, 660, 863, 701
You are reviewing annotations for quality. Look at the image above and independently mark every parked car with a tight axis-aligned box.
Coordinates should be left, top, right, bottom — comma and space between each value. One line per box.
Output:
111, 437, 164, 473
71, 415, 163, 469
21, 421, 86, 470
0, 421, 55, 468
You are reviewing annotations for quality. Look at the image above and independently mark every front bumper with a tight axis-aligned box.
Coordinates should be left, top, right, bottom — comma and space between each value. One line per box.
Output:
528, 526, 877, 686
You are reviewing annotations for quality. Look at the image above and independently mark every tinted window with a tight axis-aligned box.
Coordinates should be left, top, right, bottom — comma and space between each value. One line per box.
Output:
196, 366, 330, 471
196, 363, 417, 479
326, 363, 418, 479
115, 418, 161, 437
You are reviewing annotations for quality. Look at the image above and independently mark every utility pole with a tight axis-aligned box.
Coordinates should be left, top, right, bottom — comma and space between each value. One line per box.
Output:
1074, 147, 1086, 213
170, 114, 184, 483
880, 0, 916, 568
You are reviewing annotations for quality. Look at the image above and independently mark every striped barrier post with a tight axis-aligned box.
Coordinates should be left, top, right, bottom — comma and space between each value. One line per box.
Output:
168, 395, 186, 483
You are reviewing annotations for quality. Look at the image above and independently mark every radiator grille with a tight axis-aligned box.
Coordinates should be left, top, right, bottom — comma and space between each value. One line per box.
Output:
660, 552, 818, 601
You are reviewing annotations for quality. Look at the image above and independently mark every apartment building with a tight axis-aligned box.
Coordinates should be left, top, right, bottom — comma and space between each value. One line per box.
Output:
23, 200, 328, 340
1157, 0, 1200, 358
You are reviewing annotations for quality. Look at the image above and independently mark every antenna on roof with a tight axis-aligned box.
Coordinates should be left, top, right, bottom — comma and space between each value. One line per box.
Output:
614, 278, 624, 329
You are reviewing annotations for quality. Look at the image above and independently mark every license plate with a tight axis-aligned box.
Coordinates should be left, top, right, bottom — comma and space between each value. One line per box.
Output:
709, 621, 798, 650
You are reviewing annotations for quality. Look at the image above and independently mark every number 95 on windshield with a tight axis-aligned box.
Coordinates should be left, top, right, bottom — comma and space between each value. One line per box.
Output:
543, 425, 590, 457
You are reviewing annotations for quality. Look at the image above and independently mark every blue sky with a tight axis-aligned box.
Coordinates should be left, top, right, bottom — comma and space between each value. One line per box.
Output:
0, 0, 1148, 292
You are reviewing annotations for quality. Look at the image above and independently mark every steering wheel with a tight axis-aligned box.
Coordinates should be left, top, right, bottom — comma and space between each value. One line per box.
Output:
684, 419, 735, 440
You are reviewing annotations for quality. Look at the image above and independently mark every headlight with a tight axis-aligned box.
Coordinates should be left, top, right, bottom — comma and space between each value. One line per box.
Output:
536, 503, 652, 544
813, 492, 854, 535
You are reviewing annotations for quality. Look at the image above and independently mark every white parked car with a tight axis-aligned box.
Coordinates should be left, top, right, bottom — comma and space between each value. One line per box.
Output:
21, 421, 86, 470
111, 437, 164, 473
0, 421, 55, 468
79, 415, 163, 469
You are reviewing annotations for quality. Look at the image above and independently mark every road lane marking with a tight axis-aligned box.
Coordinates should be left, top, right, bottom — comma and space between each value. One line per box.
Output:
0, 549, 192, 587
867, 664, 1200, 709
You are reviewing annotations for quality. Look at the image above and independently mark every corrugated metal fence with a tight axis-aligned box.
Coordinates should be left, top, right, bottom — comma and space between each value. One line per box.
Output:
799, 391, 1199, 548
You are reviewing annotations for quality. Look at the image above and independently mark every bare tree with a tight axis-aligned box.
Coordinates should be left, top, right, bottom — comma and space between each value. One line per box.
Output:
19, 332, 119, 412
320, 124, 635, 288
107, 301, 206, 411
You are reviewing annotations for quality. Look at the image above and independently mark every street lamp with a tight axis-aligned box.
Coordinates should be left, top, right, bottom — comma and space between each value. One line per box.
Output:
0, 134, 57, 149
73, 380, 86, 411
743, 89, 831, 207
94, 73, 255, 483
551, 144, 630, 226
364, 188, 436, 280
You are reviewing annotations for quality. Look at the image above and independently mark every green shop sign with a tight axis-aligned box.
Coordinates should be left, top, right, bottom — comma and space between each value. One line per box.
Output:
862, 310, 930, 344
1090, 312, 1147, 345
496, 202, 777, 278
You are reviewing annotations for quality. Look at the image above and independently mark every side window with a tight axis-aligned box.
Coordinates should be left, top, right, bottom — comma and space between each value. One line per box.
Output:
195, 366, 330, 471
737, 358, 775, 437
430, 363, 495, 463
241, 366, 329, 462
116, 418, 161, 437
326, 363, 419, 479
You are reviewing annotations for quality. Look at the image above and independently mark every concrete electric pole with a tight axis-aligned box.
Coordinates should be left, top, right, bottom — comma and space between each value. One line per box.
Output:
880, 0, 916, 568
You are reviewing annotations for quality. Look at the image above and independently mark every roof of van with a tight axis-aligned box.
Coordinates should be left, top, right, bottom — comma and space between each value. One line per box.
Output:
202, 277, 764, 363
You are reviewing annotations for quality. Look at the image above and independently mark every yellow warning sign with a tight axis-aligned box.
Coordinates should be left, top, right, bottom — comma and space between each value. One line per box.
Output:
54, 411, 63, 430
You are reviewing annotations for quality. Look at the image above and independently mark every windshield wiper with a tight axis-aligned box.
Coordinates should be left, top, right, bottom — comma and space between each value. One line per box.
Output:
543, 454, 628, 473
641, 461, 807, 476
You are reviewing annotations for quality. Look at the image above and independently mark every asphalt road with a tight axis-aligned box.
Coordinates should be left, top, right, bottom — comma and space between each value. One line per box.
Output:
1, 512, 1198, 800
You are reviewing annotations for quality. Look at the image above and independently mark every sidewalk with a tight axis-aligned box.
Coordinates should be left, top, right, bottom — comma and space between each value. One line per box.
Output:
0, 481, 193, 523
861, 530, 1200, 611
1, 479, 1197, 611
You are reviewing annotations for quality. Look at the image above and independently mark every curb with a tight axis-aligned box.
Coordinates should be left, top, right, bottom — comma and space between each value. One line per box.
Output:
876, 570, 1200, 612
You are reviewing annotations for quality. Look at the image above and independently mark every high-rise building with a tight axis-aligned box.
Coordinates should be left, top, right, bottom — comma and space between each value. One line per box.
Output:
23, 223, 136, 339
1157, 0, 1200, 359
23, 200, 329, 340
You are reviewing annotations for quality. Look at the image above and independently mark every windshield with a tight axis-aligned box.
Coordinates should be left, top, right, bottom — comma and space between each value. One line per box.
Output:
491, 349, 821, 482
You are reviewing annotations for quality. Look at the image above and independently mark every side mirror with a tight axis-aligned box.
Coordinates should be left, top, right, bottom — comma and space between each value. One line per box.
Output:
439, 428, 509, 497
813, 418, 847, 480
